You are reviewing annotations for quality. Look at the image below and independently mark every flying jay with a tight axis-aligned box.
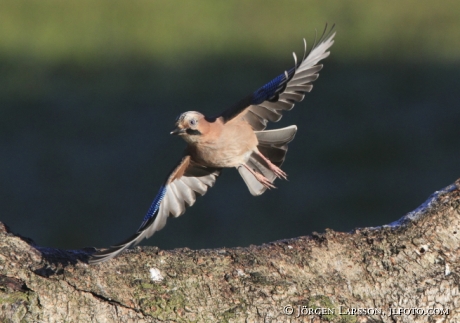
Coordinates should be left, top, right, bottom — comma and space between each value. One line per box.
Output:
90, 25, 335, 263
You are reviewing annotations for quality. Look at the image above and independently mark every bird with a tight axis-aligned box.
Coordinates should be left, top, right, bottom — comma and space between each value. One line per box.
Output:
89, 25, 335, 264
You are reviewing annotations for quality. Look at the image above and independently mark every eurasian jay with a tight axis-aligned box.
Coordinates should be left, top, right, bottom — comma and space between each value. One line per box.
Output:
89, 25, 335, 263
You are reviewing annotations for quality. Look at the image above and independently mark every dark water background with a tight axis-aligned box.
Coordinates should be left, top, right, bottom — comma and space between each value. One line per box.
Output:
1, 1, 459, 252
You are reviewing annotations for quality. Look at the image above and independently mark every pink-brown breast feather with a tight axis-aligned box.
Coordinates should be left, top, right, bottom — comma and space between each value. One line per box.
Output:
189, 116, 257, 168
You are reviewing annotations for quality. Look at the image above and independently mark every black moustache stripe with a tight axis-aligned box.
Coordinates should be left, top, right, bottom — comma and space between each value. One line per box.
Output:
186, 129, 202, 135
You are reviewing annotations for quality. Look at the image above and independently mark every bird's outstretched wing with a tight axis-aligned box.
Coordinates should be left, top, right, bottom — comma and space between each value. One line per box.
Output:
89, 156, 221, 263
219, 24, 335, 130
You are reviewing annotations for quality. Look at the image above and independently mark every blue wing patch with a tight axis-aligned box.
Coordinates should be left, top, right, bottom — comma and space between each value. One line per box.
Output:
251, 67, 296, 105
139, 185, 167, 230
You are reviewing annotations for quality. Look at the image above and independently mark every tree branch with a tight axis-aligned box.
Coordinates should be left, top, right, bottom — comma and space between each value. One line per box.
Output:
1, 179, 459, 322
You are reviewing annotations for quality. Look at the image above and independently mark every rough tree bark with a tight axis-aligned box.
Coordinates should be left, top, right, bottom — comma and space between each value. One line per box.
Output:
1, 179, 459, 323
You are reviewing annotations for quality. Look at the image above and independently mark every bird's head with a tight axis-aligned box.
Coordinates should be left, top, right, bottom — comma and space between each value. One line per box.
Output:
170, 111, 206, 142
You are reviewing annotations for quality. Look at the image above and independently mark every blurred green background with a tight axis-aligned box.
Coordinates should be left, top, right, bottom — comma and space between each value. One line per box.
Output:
1, 0, 459, 252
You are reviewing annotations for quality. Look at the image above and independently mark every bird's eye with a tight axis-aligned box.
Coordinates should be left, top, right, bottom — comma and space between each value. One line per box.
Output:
190, 119, 197, 126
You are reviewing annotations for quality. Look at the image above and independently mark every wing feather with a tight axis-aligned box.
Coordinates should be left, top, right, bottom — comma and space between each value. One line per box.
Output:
181, 176, 208, 195
249, 105, 282, 122
292, 65, 323, 79
279, 92, 305, 102
258, 100, 293, 111
173, 179, 196, 206
286, 85, 315, 92
89, 156, 221, 263
166, 188, 183, 218
243, 111, 268, 130
219, 24, 335, 130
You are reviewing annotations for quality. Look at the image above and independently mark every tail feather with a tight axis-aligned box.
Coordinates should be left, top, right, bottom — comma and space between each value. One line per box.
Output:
238, 125, 297, 196
238, 166, 266, 196
255, 125, 297, 147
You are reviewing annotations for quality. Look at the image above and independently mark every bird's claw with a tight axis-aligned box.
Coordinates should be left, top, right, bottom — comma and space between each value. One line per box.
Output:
270, 165, 287, 180
255, 151, 288, 180
253, 172, 276, 189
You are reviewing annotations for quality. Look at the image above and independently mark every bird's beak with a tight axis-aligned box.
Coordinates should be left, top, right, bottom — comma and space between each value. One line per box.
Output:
170, 127, 186, 135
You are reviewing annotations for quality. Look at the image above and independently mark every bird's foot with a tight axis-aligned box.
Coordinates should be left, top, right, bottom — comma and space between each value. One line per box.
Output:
255, 151, 288, 180
268, 163, 287, 180
253, 171, 276, 189
243, 164, 276, 189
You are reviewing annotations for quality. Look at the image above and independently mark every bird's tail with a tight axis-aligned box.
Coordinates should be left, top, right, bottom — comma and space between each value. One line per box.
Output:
238, 125, 297, 196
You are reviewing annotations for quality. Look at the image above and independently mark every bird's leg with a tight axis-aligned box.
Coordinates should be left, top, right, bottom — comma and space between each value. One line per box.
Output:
242, 164, 276, 189
255, 151, 287, 180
